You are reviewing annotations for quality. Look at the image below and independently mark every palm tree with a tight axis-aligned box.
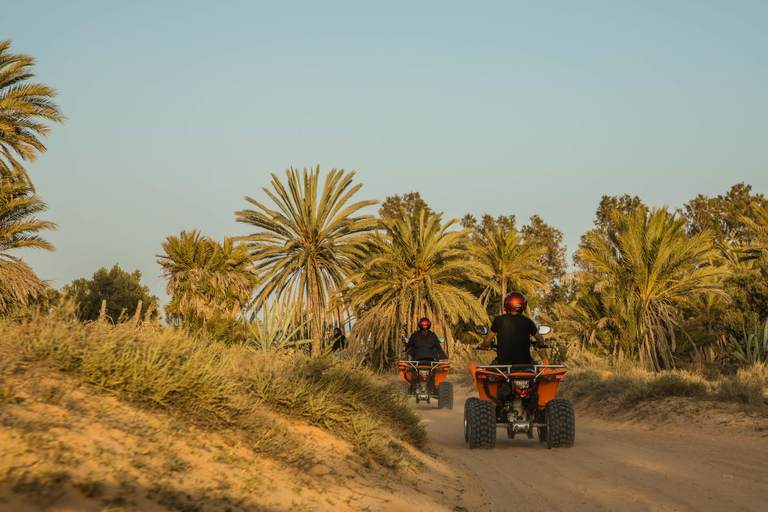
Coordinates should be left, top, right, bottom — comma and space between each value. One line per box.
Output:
470, 228, 549, 316
344, 208, 488, 368
0, 169, 56, 313
741, 202, 768, 260
0, 40, 65, 189
577, 207, 729, 371
235, 167, 377, 353
158, 230, 258, 338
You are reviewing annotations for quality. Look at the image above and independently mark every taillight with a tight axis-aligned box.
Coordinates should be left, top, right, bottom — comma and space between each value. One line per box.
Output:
515, 388, 532, 397
419, 370, 430, 380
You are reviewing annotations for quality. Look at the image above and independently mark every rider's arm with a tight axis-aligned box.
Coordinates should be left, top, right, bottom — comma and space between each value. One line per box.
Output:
479, 330, 494, 349
533, 331, 546, 348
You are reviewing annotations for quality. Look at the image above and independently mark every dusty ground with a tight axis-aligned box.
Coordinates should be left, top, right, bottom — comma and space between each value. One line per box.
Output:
416, 385, 768, 512
2, 373, 767, 512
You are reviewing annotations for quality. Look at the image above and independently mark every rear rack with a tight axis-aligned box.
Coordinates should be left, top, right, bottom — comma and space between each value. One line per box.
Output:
399, 360, 451, 371
475, 363, 566, 380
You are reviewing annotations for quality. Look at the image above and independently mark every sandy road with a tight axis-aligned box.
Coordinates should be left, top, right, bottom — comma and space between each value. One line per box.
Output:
415, 390, 768, 512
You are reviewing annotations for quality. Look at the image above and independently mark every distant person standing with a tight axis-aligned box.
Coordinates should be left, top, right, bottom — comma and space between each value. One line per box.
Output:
331, 327, 347, 352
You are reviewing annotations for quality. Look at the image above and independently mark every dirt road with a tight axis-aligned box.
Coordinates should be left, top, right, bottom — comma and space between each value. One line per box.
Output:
415, 390, 768, 512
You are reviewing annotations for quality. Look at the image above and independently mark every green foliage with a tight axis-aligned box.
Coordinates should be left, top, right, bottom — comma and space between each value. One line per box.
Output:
345, 208, 488, 369
236, 167, 377, 352
245, 300, 311, 354
563, 207, 728, 371
460, 213, 516, 236
520, 214, 569, 315
158, 230, 257, 341
0, 170, 56, 314
63, 264, 159, 323
683, 183, 766, 246
380, 191, 435, 228
0, 39, 65, 189
470, 226, 548, 316
731, 315, 768, 365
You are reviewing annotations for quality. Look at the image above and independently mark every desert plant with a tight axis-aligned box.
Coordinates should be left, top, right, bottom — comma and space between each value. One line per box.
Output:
731, 315, 768, 365
245, 300, 311, 354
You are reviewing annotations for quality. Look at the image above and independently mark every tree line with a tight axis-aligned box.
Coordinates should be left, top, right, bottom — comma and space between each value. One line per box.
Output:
2, 39, 767, 372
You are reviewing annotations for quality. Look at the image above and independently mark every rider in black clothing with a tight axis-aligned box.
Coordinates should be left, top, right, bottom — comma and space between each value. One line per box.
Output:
404, 317, 447, 361
331, 327, 347, 352
478, 292, 545, 364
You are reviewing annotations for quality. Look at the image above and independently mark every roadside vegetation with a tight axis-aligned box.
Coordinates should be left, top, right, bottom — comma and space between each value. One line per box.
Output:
0, 311, 425, 468
1, 37, 768, 508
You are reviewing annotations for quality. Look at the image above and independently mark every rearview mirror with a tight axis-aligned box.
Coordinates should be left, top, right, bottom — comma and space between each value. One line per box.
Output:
438, 338, 445, 343
473, 325, 488, 336
402, 337, 409, 344
538, 325, 551, 335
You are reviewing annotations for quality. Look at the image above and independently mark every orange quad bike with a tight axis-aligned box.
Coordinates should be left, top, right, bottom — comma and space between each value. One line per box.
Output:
397, 337, 453, 409
464, 325, 575, 449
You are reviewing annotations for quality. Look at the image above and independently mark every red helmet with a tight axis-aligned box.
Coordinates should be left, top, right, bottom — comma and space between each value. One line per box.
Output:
504, 292, 527, 313
418, 317, 431, 330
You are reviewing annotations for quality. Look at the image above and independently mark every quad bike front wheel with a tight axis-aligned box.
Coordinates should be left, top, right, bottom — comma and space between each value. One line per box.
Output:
545, 398, 575, 449
437, 382, 454, 410
397, 381, 410, 401
467, 399, 496, 450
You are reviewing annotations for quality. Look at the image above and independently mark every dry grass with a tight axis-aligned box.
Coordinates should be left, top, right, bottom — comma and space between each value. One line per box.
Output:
0, 313, 425, 468
559, 350, 768, 413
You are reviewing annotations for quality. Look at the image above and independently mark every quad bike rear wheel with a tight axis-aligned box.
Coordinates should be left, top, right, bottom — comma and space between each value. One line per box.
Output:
397, 381, 410, 401
545, 398, 575, 449
437, 382, 454, 410
463, 397, 479, 443
468, 399, 496, 450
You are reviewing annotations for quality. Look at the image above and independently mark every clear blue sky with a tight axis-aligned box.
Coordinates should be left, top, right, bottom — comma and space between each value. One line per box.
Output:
3, 1, 767, 302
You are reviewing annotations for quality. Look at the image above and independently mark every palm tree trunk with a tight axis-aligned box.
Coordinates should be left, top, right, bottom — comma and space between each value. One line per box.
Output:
500, 277, 507, 316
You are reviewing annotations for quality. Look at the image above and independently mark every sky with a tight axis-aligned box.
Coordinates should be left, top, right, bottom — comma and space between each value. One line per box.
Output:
2, 0, 767, 303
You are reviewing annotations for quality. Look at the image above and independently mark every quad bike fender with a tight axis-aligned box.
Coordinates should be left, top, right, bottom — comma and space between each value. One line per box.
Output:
537, 380, 560, 408
471, 363, 497, 403
433, 363, 450, 386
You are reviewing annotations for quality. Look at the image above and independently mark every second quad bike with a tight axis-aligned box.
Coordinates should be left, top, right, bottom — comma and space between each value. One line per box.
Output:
464, 325, 575, 449
398, 337, 453, 409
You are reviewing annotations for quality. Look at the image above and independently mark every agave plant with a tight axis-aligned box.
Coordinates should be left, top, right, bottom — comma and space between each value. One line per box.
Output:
246, 300, 312, 354
731, 315, 768, 365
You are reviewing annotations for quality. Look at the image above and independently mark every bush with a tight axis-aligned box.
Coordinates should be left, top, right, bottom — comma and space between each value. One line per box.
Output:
0, 313, 425, 468
715, 363, 768, 406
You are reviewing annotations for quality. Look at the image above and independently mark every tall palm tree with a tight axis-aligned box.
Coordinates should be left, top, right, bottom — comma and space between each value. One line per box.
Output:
344, 209, 488, 368
235, 167, 377, 353
0, 40, 65, 189
470, 228, 549, 315
158, 230, 258, 337
0, 169, 56, 313
578, 207, 729, 371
